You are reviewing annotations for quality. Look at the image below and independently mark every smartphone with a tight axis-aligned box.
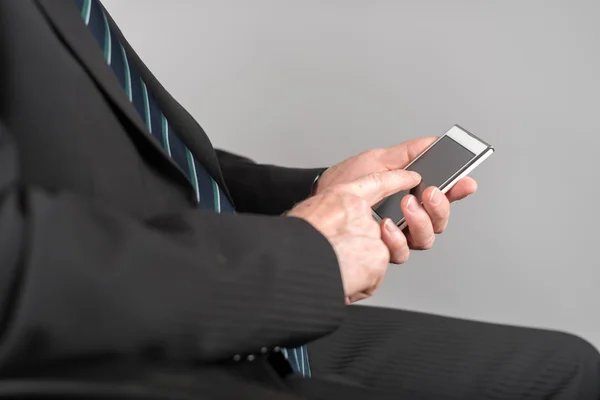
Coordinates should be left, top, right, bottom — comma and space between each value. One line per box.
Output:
372, 125, 494, 229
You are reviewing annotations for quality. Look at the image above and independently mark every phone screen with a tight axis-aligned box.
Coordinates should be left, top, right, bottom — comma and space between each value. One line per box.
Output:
373, 136, 476, 224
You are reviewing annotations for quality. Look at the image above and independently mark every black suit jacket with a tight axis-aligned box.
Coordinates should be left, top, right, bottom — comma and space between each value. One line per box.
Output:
0, 0, 345, 382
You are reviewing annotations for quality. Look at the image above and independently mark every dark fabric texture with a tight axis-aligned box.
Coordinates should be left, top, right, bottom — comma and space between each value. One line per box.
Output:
0, 306, 598, 399
308, 306, 600, 399
215, 150, 326, 216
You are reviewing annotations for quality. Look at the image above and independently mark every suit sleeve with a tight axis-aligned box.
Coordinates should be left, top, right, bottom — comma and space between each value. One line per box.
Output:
0, 124, 345, 370
215, 149, 327, 215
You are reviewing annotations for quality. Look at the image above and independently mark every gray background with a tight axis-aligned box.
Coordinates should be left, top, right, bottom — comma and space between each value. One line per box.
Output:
103, 0, 600, 348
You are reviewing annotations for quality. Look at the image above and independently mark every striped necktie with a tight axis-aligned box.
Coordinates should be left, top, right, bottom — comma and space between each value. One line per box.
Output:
75, 0, 311, 377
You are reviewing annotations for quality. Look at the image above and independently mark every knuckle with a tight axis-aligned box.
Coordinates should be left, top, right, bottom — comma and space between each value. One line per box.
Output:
434, 222, 448, 235
329, 185, 348, 197
334, 191, 352, 207
413, 210, 429, 225
388, 234, 409, 264
330, 183, 353, 197
362, 148, 385, 160
349, 196, 369, 213
400, 249, 411, 264
419, 235, 436, 250
368, 171, 386, 188
412, 216, 431, 232
435, 209, 450, 223
392, 248, 410, 264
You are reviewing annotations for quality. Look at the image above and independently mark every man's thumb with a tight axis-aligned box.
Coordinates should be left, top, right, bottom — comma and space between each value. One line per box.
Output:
346, 169, 421, 205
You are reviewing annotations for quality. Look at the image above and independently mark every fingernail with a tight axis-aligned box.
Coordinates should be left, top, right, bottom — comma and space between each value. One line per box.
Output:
408, 171, 421, 181
430, 188, 442, 205
385, 219, 399, 233
406, 196, 419, 213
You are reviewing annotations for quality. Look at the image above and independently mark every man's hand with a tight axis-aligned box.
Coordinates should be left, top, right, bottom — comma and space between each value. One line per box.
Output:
288, 169, 421, 304
314, 137, 478, 259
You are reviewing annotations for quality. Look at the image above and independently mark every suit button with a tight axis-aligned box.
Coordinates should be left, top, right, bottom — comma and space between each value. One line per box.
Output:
247, 354, 255, 361
273, 346, 281, 352
260, 347, 268, 354
233, 354, 241, 362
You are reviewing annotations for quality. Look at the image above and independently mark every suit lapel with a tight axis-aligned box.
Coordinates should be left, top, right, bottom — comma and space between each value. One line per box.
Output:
34, 0, 234, 206
102, 7, 234, 205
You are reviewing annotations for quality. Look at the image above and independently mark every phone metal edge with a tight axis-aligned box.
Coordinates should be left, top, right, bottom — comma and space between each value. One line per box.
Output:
371, 125, 495, 229
446, 126, 488, 154
453, 124, 494, 149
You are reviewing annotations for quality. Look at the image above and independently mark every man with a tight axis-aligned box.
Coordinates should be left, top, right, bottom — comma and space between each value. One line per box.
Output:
0, 0, 598, 399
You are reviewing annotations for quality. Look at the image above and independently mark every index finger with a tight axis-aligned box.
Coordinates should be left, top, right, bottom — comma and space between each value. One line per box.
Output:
342, 169, 421, 206
379, 137, 438, 169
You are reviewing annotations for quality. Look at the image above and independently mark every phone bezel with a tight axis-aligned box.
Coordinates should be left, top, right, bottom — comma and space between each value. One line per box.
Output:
372, 125, 494, 228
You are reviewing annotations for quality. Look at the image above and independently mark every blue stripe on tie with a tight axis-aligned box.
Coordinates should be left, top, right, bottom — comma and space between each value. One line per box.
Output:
283, 347, 298, 374
219, 186, 235, 213
87, 0, 105, 47
141, 81, 152, 133
78, 0, 92, 25
161, 117, 197, 189
161, 114, 172, 156
120, 44, 133, 102
300, 348, 306, 376
193, 160, 215, 210
128, 65, 147, 124
186, 150, 200, 203
281, 344, 310, 376
147, 88, 167, 145
101, 11, 112, 64
293, 348, 302, 375
110, 40, 126, 91
164, 128, 192, 182
212, 179, 221, 213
